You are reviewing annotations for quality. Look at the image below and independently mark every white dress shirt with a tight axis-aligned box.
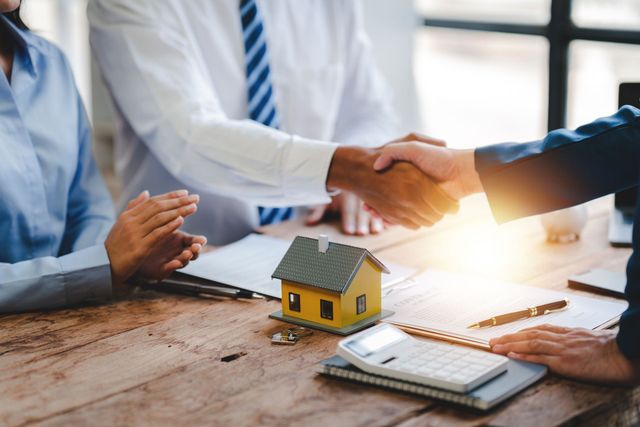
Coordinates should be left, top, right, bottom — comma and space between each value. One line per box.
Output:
88, 0, 397, 244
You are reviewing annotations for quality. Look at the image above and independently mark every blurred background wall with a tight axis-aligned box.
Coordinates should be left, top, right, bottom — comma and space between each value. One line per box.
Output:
19, 0, 640, 194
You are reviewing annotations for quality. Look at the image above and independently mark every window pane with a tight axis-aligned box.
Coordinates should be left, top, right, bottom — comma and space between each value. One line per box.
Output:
320, 300, 333, 320
357, 295, 367, 315
567, 41, 640, 130
415, 28, 548, 148
415, 0, 550, 24
572, 0, 640, 31
288, 293, 300, 312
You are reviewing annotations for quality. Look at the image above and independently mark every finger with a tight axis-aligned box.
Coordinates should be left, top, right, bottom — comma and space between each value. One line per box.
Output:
393, 215, 422, 230
128, 190, 191, 216
160, 256, 190, 277
518, 324, 574, 335
306, 205, 327, 225
134, 194, 199, 223
507, 352, 558, 367
419, 178, 459, 216
189, 243, 203, 261
390, 133, 447, 147
492, 339, 565, 356
144, 216, 185, 246
126, 190, 150, 210
489, 329, 562, 347
354, 202, 371, 236
373, 143, 416, 171
142, 203, 198, 235
371, 216, 384, 234
174, 249, 194, 266
341, 197, 358, 235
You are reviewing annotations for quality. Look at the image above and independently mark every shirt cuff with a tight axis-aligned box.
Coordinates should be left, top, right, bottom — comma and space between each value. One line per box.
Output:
283, 135, 339, 205
59, 244, 112, 305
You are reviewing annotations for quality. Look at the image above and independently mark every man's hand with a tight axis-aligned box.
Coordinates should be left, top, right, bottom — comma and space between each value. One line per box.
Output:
373, 138, 483, 201
104, 190, 200, 287
306, 192, 385, 235
490, 324, 640, 385
327, 146, 459, 229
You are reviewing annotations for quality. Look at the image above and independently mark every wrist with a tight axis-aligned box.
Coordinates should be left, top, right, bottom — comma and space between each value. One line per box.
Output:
327, 146, 376, 192
452, 149, 483, 197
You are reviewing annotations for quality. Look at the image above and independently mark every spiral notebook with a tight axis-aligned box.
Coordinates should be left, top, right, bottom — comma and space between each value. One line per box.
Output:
317, 355, 547, 411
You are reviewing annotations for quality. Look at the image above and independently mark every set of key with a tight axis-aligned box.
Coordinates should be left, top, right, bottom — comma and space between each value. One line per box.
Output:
271, 327, 313, 345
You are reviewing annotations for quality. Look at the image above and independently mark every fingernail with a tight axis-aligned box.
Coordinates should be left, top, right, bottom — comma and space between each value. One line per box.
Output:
175, 189, 189, 197
188, 194, 199, 202
192, 243, 202, 251
345, 224, 356, 234
141, 190, 150, 198
358, 224, 368, 235
507, 352, 517, 358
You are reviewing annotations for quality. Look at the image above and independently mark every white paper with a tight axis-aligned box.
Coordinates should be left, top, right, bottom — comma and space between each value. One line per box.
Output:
383, 270, 629, 345
179, 234, 416, 299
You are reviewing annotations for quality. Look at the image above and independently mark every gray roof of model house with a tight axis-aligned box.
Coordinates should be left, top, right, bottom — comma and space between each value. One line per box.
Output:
271, 236, 390, 294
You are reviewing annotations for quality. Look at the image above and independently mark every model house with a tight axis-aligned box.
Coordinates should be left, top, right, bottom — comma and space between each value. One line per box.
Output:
270, 235, 391, 335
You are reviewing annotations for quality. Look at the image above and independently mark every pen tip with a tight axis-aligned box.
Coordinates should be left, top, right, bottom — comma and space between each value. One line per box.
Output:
467, 323, 479, 329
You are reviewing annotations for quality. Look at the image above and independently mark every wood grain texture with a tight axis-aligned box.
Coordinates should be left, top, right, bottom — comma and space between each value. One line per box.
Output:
1, 196, 638, 427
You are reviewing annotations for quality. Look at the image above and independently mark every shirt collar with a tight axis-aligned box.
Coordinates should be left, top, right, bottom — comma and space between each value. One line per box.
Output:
0, 14, 38, 78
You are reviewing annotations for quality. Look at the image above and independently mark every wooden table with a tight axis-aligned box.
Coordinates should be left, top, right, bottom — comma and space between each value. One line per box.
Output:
2, 196, 639, 427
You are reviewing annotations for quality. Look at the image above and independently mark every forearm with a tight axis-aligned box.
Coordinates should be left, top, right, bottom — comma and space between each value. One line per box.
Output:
0, 245, 112, 313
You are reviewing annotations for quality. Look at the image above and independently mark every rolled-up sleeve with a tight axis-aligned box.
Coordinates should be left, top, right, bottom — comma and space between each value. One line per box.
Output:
0, 245, 112, 313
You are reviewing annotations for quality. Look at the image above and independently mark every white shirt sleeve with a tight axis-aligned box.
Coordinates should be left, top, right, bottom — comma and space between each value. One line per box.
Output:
88, 0, 337, 207
332, 0, 399, 147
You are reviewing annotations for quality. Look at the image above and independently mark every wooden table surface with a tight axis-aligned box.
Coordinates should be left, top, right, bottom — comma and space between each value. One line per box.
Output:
2, 196, 638, 427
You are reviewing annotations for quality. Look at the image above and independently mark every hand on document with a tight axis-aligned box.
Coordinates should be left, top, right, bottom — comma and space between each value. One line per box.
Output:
306, 191, 386, 236
490, 325, 640, 385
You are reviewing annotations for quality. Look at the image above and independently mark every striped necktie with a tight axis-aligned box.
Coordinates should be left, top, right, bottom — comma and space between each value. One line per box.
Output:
240, 0, 293, 225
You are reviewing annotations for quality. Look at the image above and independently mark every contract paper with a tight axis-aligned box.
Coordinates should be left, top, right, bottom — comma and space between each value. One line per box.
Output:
179, 233, 417, 299
383, 270, 628, 348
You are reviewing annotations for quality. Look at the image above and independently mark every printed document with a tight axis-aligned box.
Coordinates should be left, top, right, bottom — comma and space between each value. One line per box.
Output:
383, 270, 628, 347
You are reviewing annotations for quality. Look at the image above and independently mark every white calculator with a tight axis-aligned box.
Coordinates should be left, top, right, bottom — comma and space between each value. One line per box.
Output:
336, 323, 509, 393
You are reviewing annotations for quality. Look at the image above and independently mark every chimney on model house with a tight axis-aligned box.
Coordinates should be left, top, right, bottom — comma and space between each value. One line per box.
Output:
318, 234, 329, 253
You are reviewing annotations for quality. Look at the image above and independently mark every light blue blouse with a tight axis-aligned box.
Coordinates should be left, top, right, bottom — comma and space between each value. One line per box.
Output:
0, 16, 114, 312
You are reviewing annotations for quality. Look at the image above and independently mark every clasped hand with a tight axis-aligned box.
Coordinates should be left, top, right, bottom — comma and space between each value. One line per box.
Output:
104, 189, 207, 292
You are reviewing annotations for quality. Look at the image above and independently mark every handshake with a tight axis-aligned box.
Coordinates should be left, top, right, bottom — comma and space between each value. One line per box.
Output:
327, 133, 483, 229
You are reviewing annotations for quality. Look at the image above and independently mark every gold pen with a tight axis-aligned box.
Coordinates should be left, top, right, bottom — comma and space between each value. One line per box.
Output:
467, 298, 570, 329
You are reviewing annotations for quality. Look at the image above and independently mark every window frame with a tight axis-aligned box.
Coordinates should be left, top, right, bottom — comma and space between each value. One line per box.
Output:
320, 299, 334, 320
288, 292, 301, 312
420, 0, 640, 132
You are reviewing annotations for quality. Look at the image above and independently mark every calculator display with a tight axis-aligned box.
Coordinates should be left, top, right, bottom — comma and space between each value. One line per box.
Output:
346, 325, 406, 357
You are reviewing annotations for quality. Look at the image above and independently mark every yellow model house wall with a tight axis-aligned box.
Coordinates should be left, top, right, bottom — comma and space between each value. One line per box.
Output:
280, 258, 383, 329
341, 258, 382, 326
281, 281, 342, 328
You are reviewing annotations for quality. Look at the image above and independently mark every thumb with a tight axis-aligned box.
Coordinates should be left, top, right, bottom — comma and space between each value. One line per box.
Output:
373, 142, 416, 171
306, 205, 328, 225
127, 190, 150, 210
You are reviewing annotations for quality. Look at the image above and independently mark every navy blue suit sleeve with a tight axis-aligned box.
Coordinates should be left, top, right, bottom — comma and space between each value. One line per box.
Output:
475, 106, 640, 223
475, 106, 640, 360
